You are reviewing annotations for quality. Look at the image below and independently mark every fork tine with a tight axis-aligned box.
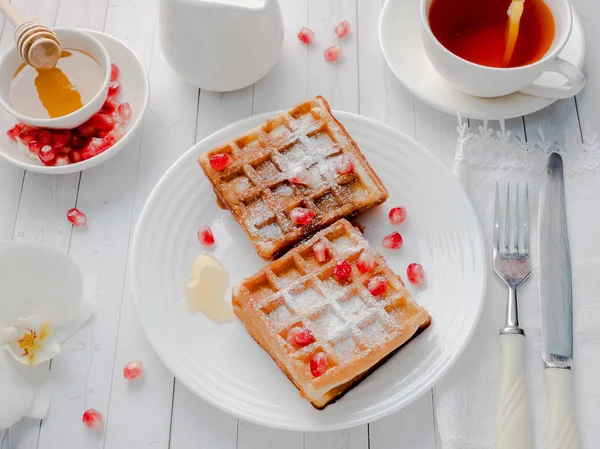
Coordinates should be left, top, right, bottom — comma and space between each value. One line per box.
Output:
524, 182, 530, 252
493, 182, 500, 253
514, 183, 519, 252
504, 183, 510, 252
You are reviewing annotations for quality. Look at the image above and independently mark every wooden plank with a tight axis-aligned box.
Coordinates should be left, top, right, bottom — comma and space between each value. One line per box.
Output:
236, 421, 303, 449
304, 427, 369, 449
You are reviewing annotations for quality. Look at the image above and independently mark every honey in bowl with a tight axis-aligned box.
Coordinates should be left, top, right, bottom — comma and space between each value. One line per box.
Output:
428, 0, 555, 68
10, 49, 105, 119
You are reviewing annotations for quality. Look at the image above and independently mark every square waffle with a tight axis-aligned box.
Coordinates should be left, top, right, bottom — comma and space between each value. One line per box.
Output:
232, 219, 431, 409
198, 96, 388, 260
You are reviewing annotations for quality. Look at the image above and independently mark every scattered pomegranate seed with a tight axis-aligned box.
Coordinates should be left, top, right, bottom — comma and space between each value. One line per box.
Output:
123, 360, 143, 380
69, 150, 83, 164
78, 121, 97, 138
356, 251, 375, 274
312, 240, 328, 263
407, 263, 425, 286
336, 156, 354, 175
82, 408, 103, 430
67, 208, 87, 226
101, 98, 119, 114
334, 20, 351, 38
39, 145, 56, 165
290, 207, 315, 225
70, 134, 88, 150
6, 124, 22, 142
382, 231, 403, 250
118, 102, 132, 122
52, 130, 71, 149
55, 153, 70, 166
288, 168, 312, 185
324, 45, 342, 62
297, 27, 315, 44
197, 225, 215, 246
27, 141, 42, 156
110, 63, 120, 82
19, 130, 34, 145
107, 124, 125, 145
333, 259, 352, 282
209, 153, 232, 171
310, 352, 328, 377
35, 130, 51, 146
287, 327, 314, 347
367, 276, 389, 296
351, 222, 365, 234
108, 80, 121, 97
389, 206, 407, 224
91, 113, 114, 131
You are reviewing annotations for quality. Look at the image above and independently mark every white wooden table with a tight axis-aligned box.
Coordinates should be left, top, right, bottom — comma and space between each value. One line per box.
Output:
2, 0, 598, 447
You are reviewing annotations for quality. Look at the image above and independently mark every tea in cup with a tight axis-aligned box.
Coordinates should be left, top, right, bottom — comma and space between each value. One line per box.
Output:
420, 0, 585, 98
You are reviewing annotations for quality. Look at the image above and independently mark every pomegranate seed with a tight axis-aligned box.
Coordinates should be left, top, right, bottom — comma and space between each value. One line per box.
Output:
382, 231, 403, 250
67, 208, 87, 226
6, 124, 22, 142
287, 327, 314, 347
334, 20, 351, 38
81, 146, 96, 160
98, 130, 109, 138
324, 45, 342, 62
312, 240, 328, 263
351, 222, 365, 234
39, 145, 56, 165
88, 137, 110, 154
310, 352, 328, 377
52, 130, 71, 149
71, 134, 88, 150
288, 168, 312, 185
101, 98, 119, 114
107, 124, 125, 145
333, 259, 352, 282
336, 156, 354, 174
108, 80, 121, 97
356, 251, 375, 274
19, 130, 34, 145
297, 27, 315, 44
118, 102, 132, 122
290, 207, 315, 225
123, 360, 143, 380
55, 152, 70, 166
110, 63, 120, 82
407, 263, 425, 286
27, 140, 42, 156
367, 276, 389, 296
209, 153, 232, 171
82, 408, 103, 430
34, 130, 51, 146
389, 206, 407, 224
197, 225, 215, 246
69, 150, 83, 164
78, 121, 97, 138
91, 113, 114, 131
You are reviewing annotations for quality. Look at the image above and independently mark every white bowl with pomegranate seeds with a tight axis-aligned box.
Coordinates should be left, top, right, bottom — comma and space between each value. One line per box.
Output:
0, 30, 149, 174
130, 111, 486, 431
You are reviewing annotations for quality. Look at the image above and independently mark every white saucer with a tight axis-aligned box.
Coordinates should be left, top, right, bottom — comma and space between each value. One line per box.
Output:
378, 0, 585, 120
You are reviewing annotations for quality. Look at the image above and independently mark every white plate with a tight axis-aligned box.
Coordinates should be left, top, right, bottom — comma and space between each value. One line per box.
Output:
131, 112, 486, 431
379, 0, 585, 120
0, 30, 149, 174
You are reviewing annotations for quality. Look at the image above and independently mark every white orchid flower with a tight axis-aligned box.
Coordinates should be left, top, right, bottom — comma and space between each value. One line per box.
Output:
0, 242, 92, 430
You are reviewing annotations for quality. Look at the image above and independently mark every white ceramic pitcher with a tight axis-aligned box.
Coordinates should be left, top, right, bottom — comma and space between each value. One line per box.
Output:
159, 0, 283, 92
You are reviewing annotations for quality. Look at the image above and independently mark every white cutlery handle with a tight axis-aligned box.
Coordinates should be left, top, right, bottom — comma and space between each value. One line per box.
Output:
495, 333, 533, 449
545, 368, 579, 449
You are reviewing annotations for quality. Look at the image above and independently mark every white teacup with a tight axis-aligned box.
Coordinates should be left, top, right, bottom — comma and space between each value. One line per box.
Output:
420, 0, 585, 98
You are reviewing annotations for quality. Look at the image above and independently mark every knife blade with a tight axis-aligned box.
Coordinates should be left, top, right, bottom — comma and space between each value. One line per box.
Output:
538, 152, 579, 449
538, 152, 573, 369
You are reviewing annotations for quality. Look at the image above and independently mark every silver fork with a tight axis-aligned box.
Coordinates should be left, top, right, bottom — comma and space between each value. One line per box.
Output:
493, 183, 533, 449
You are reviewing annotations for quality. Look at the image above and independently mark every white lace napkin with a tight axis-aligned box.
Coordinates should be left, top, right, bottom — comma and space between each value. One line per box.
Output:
434, 120, 600, 449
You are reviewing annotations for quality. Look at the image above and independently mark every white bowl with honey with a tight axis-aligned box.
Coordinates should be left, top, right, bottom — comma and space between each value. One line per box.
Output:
0, 28, 111, 129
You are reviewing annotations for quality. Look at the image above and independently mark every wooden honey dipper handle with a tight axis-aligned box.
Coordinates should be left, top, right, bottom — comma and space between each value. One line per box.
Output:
0, 0, 62, 69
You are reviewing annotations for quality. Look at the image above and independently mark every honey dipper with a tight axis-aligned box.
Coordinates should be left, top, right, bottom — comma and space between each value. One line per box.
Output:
0, 0, 61, 69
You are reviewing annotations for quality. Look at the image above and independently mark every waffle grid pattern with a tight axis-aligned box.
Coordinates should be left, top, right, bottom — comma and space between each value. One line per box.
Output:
233, 220, 429, 385
199, 97, 388, 259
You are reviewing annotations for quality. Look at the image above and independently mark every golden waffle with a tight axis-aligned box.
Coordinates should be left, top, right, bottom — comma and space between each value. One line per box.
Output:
198, 96, 388, 260
232, 219, 431, 409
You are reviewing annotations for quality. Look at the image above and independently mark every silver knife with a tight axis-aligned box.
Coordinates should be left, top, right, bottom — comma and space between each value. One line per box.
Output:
538, 152, 579, 449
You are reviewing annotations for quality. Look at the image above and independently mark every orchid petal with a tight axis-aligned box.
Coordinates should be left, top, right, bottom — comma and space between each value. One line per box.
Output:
0, 353, 34, 429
